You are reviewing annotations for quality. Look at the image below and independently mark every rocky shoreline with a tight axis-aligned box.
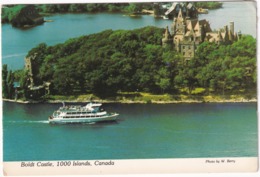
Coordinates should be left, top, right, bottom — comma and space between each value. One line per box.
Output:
2, 97, 257, 104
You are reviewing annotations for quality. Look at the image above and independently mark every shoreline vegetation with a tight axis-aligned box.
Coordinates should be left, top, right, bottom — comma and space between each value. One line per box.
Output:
3, 92, 257, 104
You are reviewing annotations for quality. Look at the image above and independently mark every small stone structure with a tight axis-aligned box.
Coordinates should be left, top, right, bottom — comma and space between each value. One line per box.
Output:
25, 54, 50, 97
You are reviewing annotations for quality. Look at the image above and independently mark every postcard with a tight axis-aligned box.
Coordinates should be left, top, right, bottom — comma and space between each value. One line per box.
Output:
1, 0, 258, 176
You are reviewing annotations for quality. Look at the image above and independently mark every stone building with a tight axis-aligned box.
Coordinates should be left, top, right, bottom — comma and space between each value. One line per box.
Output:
25, 53, 35, 88
162, 2, 240, 60
25, 54, 50, 98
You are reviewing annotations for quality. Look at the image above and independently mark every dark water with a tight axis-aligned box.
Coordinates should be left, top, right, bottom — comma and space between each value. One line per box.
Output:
3, 102, 258, 161
1, 1, 256, 70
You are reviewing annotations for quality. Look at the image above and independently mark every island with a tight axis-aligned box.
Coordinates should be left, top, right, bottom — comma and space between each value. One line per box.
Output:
2, 26, 256, 104
2, 5, 44, 28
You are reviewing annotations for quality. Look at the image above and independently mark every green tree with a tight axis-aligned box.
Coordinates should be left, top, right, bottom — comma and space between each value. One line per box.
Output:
155, 67, 171, 93
175, 60, 198, 95
44, 4, 58, 13
127, 3, 142, 14
19, 70, 31, 99
2, 64, 9, 98
7, 70, 15, 99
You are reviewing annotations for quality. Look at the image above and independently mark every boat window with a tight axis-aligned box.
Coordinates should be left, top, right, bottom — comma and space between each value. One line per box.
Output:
100, 106, 105, 111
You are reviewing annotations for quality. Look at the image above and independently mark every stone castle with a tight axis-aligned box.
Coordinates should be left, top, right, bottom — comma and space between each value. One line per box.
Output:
162, 2, 241, 59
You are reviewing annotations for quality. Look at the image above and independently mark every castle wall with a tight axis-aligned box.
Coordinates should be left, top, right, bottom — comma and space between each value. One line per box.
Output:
179, 43, 195, 59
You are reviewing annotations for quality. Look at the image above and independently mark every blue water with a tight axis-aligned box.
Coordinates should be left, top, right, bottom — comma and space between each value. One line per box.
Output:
3, 102, 258, 161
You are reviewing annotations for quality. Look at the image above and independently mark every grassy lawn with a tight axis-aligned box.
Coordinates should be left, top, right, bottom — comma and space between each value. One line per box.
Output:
44, 87, 256, 103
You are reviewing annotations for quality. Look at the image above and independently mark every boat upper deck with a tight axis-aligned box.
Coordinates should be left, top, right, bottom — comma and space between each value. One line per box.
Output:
58, 102, 103, 113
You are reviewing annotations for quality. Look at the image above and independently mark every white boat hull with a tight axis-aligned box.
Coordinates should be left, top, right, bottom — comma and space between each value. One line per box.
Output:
49, 113, 119, 124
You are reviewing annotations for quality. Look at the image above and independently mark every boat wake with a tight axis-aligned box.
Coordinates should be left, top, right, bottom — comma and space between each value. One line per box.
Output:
5, 120, 49, 124
2, 53, 27, 59
85, 122, 96, 125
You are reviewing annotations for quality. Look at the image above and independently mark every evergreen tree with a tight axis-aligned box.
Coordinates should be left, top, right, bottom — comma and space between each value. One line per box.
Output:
7, 70, 15, 99
2, 64, 9, 98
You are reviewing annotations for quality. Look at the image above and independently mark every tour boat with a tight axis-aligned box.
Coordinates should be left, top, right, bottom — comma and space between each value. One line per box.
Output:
49, 102, 119, 124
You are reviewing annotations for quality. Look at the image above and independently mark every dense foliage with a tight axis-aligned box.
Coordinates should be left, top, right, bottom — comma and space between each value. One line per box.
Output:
36, 3, 153, 14
194, 2, 223, 9
2, 65, 15, 99
20, 26, 256, 99
2, 3, 153, 23
184, 36, 256, 95
1, 5, 25, 23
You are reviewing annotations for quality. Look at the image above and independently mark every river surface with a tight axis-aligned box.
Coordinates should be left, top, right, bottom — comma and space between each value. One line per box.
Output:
3, 102, 258, 161
1, 1, 257, 70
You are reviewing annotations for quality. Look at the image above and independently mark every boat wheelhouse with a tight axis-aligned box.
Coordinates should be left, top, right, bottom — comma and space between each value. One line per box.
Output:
49, 102, 119, 124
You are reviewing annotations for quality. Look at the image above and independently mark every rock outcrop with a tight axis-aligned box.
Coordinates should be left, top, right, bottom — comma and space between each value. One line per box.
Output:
11, 5, 44, 27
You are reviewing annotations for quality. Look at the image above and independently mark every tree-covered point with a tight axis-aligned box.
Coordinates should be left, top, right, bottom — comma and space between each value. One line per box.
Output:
21, 26, 256, 100
25, 26, 167, 97
36, 3, 154, 14
1, 5, 25, 23
37, 3, 128, 13
194, 1, 223, 9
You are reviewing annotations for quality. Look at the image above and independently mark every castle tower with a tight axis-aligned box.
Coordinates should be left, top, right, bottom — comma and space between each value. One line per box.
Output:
171, 18, 177, 35
25, 56, 32, 75
162, 26, 173, 47
25, 56, 34, 87
199, 24, 206, 42
174, 9, 186, 35
183, 22, 186, 35
223, 25, 229, 43
237, 30, 242, 40
24, 53, 37, 88
229, 21, 234, 35
177, 8, 184, 21
217, 30, 223, 44
228, 21, 234, 41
